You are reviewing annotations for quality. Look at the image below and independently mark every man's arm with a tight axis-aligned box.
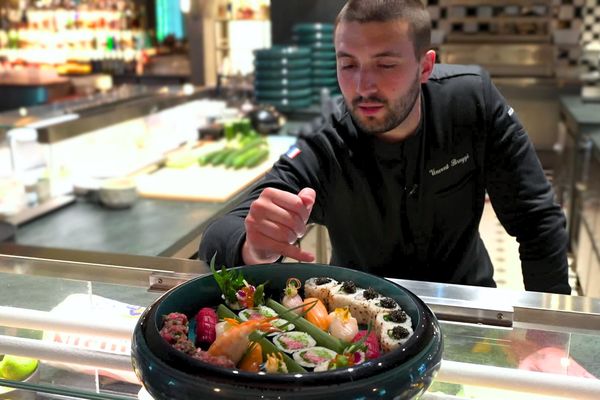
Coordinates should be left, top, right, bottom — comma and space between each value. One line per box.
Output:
198, 138, 326, 268
482, 75, 570, 294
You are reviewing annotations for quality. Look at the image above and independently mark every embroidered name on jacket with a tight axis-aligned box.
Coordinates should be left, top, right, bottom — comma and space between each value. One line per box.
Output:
429, 153, 470, 176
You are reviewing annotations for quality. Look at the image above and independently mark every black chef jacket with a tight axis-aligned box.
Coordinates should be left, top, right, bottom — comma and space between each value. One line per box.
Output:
199, 64, 570, 294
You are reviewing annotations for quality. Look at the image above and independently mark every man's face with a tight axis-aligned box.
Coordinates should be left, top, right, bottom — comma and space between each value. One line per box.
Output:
335, 20, 425, 136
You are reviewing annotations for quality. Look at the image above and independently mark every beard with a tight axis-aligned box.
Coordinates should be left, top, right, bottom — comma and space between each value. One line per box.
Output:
346, 71, 421, 136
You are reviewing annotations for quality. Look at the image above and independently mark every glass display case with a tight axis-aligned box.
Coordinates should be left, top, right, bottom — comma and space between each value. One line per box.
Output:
0, 253, 598, 400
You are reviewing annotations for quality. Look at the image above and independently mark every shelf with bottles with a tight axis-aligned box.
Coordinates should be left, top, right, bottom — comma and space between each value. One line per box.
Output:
216, 0, 271, 22
0, 2, 148, 54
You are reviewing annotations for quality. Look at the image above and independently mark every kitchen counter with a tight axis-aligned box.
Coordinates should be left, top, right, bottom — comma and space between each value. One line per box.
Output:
592, 132, 600, 162
560, 95, 600, 136
11, 195, 236, 258
0, 254, 599, 400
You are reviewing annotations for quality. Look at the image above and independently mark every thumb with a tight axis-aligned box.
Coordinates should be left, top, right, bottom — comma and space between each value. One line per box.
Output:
298, 187, 316, 221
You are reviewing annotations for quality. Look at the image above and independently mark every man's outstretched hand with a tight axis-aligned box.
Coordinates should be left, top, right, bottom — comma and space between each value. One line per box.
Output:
242, 187, 316, 265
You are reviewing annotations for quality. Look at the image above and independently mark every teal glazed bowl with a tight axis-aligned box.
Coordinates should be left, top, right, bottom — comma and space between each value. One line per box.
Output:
254, 46, 311, 60
255, 68, 311, 80
255, 78, 312, 90
255, 58, 312, 69
131, 264, 443, 400
257, 98, 314, 112
293, 23, 334, 35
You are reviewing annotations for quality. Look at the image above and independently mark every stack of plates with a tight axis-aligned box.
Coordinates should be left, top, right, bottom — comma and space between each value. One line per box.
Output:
293, 23, 340, 104
254, 46, 313, 112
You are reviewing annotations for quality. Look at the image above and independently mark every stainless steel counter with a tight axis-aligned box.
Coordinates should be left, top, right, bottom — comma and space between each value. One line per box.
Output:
0, 254, 599, 399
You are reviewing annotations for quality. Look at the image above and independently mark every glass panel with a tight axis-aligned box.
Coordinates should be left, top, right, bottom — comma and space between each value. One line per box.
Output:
0, 272, 161, 399
430, 320, 600, 397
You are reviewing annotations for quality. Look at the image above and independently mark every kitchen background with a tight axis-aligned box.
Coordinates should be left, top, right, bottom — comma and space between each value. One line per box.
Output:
0, 0, 599, 297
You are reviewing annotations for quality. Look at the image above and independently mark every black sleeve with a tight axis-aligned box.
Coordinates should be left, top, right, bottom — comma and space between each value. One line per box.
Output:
198, 136, 329, 268
482, 74, 570, 294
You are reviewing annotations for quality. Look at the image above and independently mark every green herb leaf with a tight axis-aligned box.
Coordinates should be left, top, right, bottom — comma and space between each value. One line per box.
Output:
254, 282, 267, 306
209, 253, 245, 304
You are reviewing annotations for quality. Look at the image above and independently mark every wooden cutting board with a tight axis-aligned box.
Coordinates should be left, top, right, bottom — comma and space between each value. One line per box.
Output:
135, 136, 297, 202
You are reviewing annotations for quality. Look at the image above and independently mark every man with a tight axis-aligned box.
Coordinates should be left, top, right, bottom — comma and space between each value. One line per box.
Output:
199, 0, 570, 294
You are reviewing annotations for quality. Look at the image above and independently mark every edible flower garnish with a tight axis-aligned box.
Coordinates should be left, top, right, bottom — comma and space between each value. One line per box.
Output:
282, 277, 303, 314
236, 281, 257, 309
265, 352, 288, 373
209, 254, 266, 309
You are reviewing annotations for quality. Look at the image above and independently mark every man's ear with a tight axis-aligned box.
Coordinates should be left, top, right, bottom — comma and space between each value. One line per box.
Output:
419, 50, 436, 83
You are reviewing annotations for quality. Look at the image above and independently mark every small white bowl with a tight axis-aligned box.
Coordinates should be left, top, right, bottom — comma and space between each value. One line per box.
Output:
99, 178, 138, 209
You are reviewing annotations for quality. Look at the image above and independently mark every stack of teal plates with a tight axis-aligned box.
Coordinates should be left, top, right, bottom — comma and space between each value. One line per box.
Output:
254, 46, 313, 112
293, 23, 339, 104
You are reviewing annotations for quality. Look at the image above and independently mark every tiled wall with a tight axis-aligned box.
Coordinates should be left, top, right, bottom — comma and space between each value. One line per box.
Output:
582, 0, 600, 45
582, 0, 600, 74
425, 0, 599, 79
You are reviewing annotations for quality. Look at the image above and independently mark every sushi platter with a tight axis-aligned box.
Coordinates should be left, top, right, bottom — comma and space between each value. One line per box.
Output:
131, 263, 443, 399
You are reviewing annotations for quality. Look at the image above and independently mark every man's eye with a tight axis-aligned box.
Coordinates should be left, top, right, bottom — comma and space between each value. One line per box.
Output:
379, 64, 396, 69
340, 64, 356, 70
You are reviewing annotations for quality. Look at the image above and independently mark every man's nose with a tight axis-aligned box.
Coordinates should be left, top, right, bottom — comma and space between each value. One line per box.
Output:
356, 68, 377, 97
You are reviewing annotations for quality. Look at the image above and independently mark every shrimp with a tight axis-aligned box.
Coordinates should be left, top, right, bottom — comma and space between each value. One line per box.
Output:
207, 317, 275, 365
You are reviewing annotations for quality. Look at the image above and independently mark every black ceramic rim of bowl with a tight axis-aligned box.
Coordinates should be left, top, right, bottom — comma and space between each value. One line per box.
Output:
135, 264, 440, 389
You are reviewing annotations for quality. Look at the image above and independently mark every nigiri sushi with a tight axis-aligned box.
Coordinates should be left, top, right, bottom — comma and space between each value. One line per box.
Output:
327, 307, 359, 342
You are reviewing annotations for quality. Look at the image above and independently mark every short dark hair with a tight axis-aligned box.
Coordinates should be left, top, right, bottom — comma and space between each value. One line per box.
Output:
335, 0, 431, 58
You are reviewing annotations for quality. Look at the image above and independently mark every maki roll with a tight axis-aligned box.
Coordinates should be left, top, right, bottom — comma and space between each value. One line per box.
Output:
272, 331, 317, 354
304, 277, 338, 307
374, 309, 412, 337
375, 309, 414, 352
238, 306, 278, 321
292, 346, 338, 368
268, 318, 295, 335
349, 287, 381, 324
379, 324, 413, 352
328, 281, 362, 311
367, 296, 401, 321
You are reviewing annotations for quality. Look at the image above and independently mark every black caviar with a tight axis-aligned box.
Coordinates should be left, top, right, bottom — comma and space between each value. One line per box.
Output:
341, 280, 357, 293
384, 309, 407, 323
315, 277, 332, 285
388, 326, 410, 340
379, 297, 397, 309
363, 287, 380, 300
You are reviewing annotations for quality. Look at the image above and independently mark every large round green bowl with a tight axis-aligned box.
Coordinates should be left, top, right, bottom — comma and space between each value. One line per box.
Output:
131, 263, 443, 400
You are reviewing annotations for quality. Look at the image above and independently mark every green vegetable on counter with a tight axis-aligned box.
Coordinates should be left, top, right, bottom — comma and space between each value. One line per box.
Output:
210, 148, 237, 166
242, 147, 269, 169
224, 137, 265, 168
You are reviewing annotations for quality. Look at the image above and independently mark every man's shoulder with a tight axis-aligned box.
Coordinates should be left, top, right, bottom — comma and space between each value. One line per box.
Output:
428, 64, 488, 82
300, 97, 356, 146
424, 64, 492, 110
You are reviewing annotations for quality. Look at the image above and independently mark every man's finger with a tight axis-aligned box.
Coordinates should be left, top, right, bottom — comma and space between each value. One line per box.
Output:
250, 199, 306, 236
298, 187, 316, 223
249, 230, 315, 263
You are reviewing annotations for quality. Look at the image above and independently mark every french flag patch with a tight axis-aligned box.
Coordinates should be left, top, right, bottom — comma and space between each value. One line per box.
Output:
285, 145, 302, 159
